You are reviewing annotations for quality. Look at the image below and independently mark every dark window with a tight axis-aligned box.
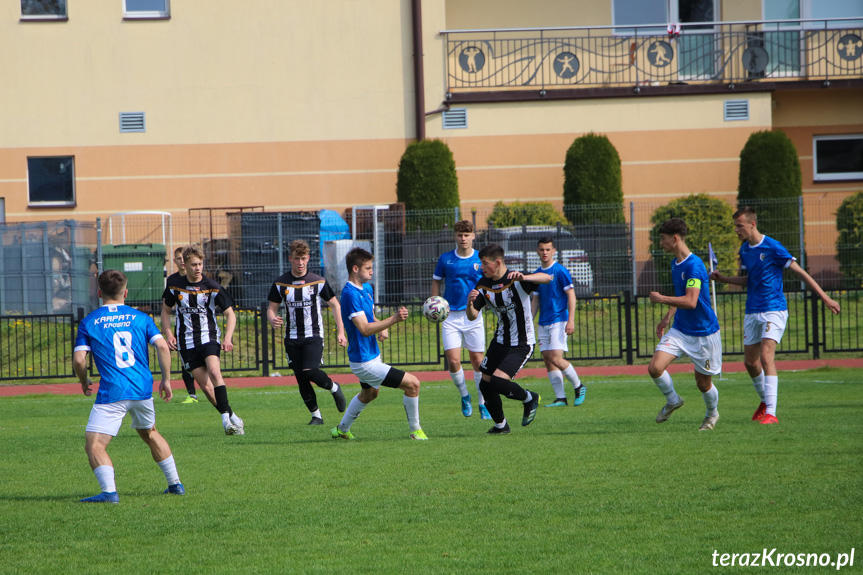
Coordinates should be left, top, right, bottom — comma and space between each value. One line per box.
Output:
814, 136, 863, 181
21, 0, 67, 19
27, 157, 76, 206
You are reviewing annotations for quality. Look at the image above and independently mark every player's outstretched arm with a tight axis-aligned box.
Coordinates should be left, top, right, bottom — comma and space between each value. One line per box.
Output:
710, 269, 748, 287
160, 302, 177, 350
352, 306, 407, 338
153, 338, 173, 402
509, 271, 553, 284
788, 261, 841, 314
326, 296, 348, 347
73, 350, 93, 396
267, 301, 283, 329
222, 307, 236, 352
650, 286, 699, 310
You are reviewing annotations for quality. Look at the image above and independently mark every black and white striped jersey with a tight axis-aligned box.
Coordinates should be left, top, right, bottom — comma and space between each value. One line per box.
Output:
162, 273, 233, 351
472, 275, 539, 346
267, 272, 336, 340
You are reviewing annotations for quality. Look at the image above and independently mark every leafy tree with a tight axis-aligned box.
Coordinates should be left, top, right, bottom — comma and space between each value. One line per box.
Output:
488, 201, 566, 228
563, 133, 624, 225
836, 190, 863, 288
396, 139, 459, 230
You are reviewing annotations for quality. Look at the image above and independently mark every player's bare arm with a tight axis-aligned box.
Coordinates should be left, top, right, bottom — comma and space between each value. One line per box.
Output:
531, 293, 540, 320
352, 307, 407, 338
649, 286, 699, 310
508, 271, 553, 284
160, 301, 178, 350
709, 269, 748, 287
431, 278, 442, 298
566, 288, 576, 335
154, 338, 173, 402
222, 307, 236, 352
72, 349, 93, 396
655, 308, 677, 338
325, 296, 349, 347
788, 261, 841, 314
267, 301, 283, 329
466, 289, 480, 321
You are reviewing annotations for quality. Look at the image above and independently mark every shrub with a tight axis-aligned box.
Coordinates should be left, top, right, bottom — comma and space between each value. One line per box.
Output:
836, 190, 863, 288
563, 133, 624, 225
737, 130, 802, 257
396, 139, 460, 230
488, 201, 567, 228
649, 194, 738, 291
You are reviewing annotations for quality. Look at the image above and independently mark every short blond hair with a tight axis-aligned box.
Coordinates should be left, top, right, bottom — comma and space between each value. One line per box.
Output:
182, 245, 204, 262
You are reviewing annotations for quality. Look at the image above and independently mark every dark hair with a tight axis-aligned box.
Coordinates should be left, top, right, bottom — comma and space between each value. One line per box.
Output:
537, 236, 554, 247
658, 217, 688, 238
346, 247, 373, 274
98, 270, 128, 298
733, 206, 758, 222
478, 243, 505, 262
289, 239, 310, 257
173, 246, 184, 257
454, 220, 474, 234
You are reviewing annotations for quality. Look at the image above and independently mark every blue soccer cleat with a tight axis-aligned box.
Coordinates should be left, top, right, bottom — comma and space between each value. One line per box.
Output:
573, 385, 587, 406
164, 483, 185, 495
479, 404, 491, 420
461, 394, 473, 417
80, 491, 119, 504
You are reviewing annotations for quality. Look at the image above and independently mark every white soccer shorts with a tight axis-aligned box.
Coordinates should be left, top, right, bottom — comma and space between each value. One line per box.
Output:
537, 321, 569, 352
743, 310, 789, 346
655, 327, 722, 376
441, 310, 486, 353
85, 399, 156, 436
349, 355, 394, 389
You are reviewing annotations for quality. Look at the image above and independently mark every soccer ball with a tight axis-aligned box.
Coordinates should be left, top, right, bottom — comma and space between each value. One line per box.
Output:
422, 296, 450, 323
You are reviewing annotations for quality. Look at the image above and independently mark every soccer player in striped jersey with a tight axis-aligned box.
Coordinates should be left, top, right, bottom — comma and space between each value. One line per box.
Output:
466, 243, 552, 434
267, 239, 348, 425
168, 246, 213, 405
73, 270, 183, 503
649, 218, 722, 430
531, 236, 585, 407
430, 220, 489, 419
711, 206, 840, 424
161, 245, 245, 436
332, 247, 427, 440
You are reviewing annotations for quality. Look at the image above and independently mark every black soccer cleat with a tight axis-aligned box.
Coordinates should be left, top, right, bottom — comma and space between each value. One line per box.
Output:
332, 385, 346, 413
522, 393, 540, 427
308, 416, 324, 426
487, 422, 511, 435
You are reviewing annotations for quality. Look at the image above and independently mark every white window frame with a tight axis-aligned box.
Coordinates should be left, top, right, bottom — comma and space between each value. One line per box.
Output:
27, 156, 76, 208
813, 134, 863, 182
123, 0, 170, 20
801, 0, 863, 29
20, 0, 68, 21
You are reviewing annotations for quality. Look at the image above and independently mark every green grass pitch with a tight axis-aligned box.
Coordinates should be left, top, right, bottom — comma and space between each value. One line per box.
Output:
0, 368, 860, 574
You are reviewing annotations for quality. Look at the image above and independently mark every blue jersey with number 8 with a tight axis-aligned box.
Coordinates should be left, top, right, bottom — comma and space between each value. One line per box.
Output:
75, 304, 163, 404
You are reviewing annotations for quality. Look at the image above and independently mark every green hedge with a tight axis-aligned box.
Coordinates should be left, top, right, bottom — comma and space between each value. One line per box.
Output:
649, 194, 738, 291
563, 133, 624, 225
396, 139, 460, 230
836, 190, 863, 288
488, 201, 566, 227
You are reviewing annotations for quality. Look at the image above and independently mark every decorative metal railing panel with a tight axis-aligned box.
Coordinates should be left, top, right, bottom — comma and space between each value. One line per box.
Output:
442, 20, 863, 93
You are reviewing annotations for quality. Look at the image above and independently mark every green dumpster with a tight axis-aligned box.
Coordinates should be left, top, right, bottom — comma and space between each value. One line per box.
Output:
101, 244, 166, 305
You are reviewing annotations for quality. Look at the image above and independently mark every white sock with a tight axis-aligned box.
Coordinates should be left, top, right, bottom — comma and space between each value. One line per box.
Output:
311, 409, 322, 419
562, 364, 581, 388
702, 384, 719, 417
764, 375, 778, 416
403, 395, 420, 432
522, 390, 533, 404
449, 368, 469, 398
652, 371, 680, 404
94, 465, 116, 493
473, 371, 485, 405
548, 370, 565, 400
495, 418, 507, 429
339, 394, 368, 432
157, 455, 180, 486
751, 371, 765, 402
330, 382, 340, 394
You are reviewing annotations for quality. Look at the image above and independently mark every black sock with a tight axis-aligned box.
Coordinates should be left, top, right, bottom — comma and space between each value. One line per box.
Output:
479, 379, 505, 423
306, 368, 334, 391
214, 385, 233, 417
294, 371, 318, 413
181, 368, 196, 396
489, 374, 528, 402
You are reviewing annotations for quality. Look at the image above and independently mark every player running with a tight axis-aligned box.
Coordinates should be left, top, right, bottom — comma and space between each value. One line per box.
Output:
531, 236, 585, 407
161, 245, 245, 435
73, 270, 184, 503
332, 247, 427, 440
710, 206, 840, 424
267, 239, 347, 425
648, 218, 722, 430
466, 244, 551, 434
431, 220, 489, 419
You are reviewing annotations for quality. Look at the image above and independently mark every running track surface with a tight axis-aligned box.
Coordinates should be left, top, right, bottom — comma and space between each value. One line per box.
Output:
2, 359, 861, 398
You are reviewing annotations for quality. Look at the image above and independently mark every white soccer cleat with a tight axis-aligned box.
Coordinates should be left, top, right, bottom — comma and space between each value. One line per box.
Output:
699, 413, 719, 430
231, 415, 245, 435
656, 398, 685, 423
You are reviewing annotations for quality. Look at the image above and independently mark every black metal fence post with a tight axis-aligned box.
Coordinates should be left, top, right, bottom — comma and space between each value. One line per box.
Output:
260, 301, 269, 377
624, 290, 633, 365
811, 290, 820, 360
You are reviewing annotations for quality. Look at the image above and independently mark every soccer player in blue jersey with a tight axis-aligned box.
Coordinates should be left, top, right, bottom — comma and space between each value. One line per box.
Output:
431, 220, 489, 419
73, 270, 184, 503
711, 207, 840, 424
531, 237, 585, 407
648, 218, 722, 430
332, 248, 427, 440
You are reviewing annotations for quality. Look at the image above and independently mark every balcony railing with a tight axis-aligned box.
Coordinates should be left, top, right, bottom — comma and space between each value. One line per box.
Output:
441, 18, 863, 95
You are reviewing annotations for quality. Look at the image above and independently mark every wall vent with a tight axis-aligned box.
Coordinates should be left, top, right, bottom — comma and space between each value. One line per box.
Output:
723, 100, 749, 121
442, 108, 467, 130
119, 112, 146, 133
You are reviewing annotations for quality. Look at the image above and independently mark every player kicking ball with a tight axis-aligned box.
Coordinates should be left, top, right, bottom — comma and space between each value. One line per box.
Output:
466, 244, 551, 434
73, 270, 184, 503
332, 248, 426, 440
711, 206, 840, 424
648, 218, 722, 430
531, 236, 585, 407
